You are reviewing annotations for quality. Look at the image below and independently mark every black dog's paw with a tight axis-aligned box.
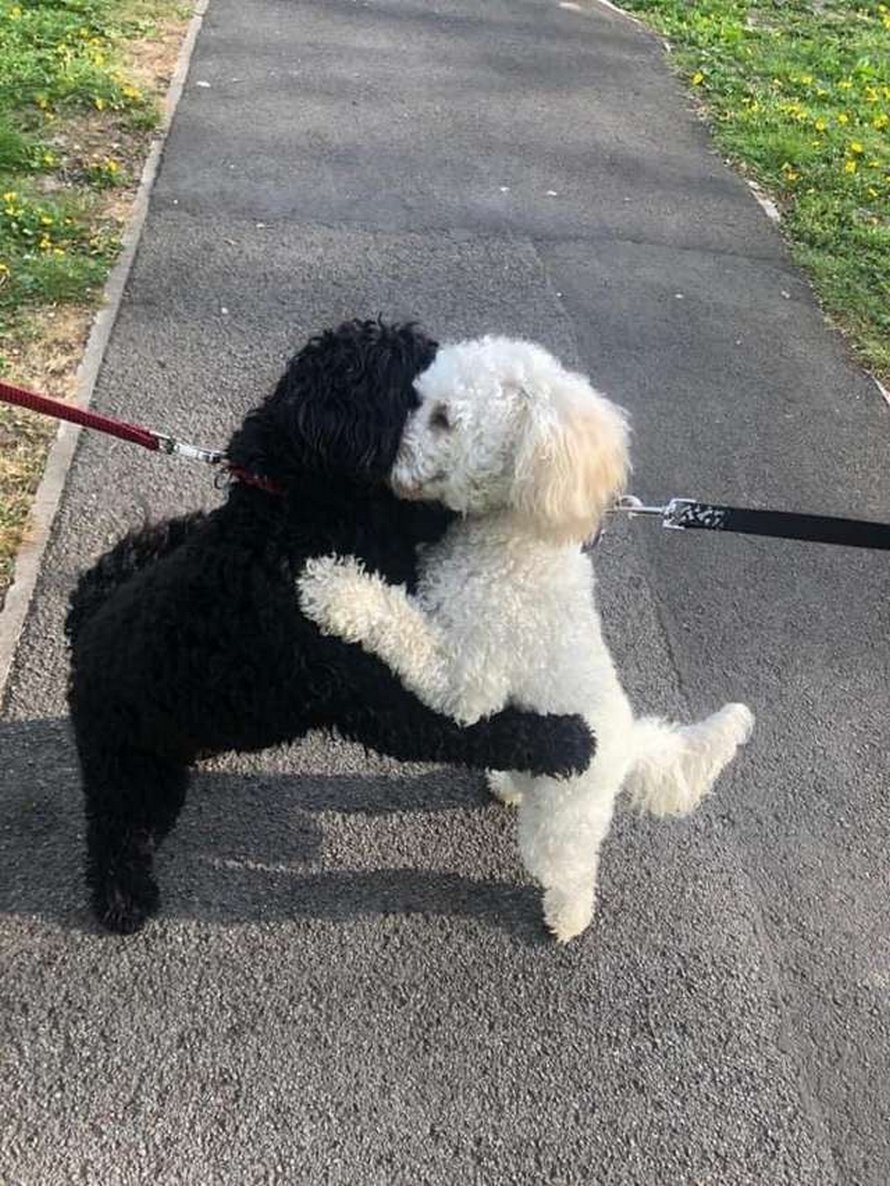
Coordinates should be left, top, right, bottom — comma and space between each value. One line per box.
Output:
471, 708, 595, 778
545, 713, 595, 778
91, 870, 160, 935
526, 713, 595, 778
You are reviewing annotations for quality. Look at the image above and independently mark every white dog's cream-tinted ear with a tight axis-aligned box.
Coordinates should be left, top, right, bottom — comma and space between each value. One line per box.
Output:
511, 375, 630, 544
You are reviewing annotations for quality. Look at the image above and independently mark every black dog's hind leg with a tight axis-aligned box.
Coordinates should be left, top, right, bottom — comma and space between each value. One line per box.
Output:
82, 746, 189, 934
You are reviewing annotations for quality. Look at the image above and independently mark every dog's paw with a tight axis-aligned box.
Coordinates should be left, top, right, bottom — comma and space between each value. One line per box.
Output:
542, 886, 595, 944
92, 872, 159, 935
717, 702, 755, 746
486, 770, 523, 807
298, 555, 387, 643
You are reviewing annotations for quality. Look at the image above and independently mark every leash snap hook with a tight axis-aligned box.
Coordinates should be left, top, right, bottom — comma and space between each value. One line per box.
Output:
612, 495, 667, 518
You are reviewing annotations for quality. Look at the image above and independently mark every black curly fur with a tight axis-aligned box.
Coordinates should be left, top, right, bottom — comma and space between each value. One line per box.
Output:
67, 319, 593, 934
65, 511, 207, 644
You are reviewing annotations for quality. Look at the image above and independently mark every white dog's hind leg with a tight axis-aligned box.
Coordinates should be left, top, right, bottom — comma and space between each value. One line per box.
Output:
518, 778, 616, 943
486, 770, 523, 806
624, 703, 754, 817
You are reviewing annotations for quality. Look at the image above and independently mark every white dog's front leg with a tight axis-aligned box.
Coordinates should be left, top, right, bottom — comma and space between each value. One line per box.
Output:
298, 555, 505, 725
517, 777, 617, 943
299, 554, 454, 706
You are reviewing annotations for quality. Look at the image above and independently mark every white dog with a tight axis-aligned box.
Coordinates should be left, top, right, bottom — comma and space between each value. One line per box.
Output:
298, 338, 753, 942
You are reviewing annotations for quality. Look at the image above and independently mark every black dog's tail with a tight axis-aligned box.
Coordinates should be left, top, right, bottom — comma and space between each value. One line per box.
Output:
65, 511, 207, 644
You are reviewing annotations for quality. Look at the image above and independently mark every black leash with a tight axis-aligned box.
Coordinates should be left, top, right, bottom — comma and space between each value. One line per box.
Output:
607, 496, 890, 550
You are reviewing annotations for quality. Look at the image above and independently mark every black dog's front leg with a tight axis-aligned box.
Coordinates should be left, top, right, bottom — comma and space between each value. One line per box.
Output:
323, 652, 594, 778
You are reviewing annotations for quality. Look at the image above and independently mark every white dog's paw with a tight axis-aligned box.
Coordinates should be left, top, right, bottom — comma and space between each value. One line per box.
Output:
298, 555, 387, 643
486, 770, 523, 807
716, 702, 755, 746
542, 886, 595, 944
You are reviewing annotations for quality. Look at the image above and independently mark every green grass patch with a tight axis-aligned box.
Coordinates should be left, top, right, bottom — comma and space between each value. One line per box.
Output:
619, 0, 890, 379
0, 0, 158, 117
0, 0, 186, 362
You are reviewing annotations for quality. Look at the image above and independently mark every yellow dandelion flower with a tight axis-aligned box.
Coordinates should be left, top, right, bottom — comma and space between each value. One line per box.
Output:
692, 71, 705, 86
106, 159, 120, 173
873, 114, 888, 130
850, 141, 864, 154
38, 235, 52, 250
799, 74, 813, 85
39, 215, 54, 226
814, 117, 827, 132
837, 113, 849, 125
844, 159, 857, 174
838, 80, 854, 91
867, 187, 878, 198
2, 192, 17, 203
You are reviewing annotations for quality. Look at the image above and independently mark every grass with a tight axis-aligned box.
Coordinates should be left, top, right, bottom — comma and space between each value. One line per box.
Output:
0, 0, 189, 606
619, 0, 890, 382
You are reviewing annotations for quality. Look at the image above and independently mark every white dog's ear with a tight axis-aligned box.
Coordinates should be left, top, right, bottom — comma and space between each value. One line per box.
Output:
510, 375, 630, 544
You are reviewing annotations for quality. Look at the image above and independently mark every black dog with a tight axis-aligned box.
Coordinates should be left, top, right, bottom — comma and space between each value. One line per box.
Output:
67, 320, 593, 934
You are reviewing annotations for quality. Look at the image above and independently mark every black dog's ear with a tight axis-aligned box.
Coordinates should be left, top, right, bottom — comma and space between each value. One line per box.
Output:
227, 319, 437, 486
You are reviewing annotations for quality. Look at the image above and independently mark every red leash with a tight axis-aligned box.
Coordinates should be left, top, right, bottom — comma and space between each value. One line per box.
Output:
0, 377, 225, 466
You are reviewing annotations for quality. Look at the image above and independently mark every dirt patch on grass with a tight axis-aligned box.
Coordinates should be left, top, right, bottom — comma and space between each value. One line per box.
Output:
6, 305, 94, 398
125, 16, 190, 93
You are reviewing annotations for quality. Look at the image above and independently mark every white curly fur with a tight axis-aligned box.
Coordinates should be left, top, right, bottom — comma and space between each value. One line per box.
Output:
299, 337, 753, 942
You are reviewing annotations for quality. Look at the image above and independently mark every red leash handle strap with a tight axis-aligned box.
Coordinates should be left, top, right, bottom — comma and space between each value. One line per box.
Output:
0, 378, 161, 452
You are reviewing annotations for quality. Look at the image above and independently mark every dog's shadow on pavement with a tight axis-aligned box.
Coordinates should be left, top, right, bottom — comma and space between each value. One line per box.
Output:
0, 717, 545, 944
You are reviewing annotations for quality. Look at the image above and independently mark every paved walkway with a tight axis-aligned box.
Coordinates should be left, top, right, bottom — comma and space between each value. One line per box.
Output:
2, 1, 888, 1182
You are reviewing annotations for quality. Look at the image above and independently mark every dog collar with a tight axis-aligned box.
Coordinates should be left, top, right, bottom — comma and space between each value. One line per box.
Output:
226, 465, 285, 496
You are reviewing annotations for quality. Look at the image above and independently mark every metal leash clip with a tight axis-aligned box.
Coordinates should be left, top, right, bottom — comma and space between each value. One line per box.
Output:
609, 495, 696, 530
585, 496, 697, 550
152, 433, 226, 466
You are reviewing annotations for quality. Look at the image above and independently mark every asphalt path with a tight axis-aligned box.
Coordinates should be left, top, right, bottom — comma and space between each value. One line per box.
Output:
2, 1, 888, 1182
